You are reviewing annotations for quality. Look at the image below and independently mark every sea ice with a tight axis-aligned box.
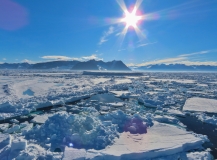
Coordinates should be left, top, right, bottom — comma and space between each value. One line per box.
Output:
63, 122, 206, 160
25, 111, 119, 151
31, 114, 52, 124
11, 138, 27, 151
0, 134, 11, 149
195, 113, 217, 126
186, 151, 213, 160
0, 123, 9, 132
4, 125, 20, 134
154, 115, 179, 124
183, 97, 217, 113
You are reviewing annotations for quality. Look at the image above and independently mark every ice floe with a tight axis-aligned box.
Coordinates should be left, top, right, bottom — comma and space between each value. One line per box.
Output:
183, 97, 217, 113
63, 122, 206, 160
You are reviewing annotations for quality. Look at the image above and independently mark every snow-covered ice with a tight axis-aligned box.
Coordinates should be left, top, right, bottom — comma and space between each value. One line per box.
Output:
195, 113, 217, 126
0, 71, 217, 159
0, 134, 11, 149
63, 122, 206, 160
31, 114, 52, 124
183, 97, 217, 113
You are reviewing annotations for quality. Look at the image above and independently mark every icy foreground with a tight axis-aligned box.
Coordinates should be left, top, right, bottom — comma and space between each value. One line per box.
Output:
0, 71, 217, 159
63, 122, 207, 160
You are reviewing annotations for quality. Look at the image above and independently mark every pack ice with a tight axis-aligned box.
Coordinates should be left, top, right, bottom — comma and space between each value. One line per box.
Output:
0, 71, 215, 159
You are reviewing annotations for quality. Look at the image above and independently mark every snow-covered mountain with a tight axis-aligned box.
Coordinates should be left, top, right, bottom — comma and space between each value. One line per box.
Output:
0, 60, 131, 71
71, 60, 131, 71
30, 61, 80, 69
0, 62, 32, 69
0, 61, 80, 70
131, 64, 217, 71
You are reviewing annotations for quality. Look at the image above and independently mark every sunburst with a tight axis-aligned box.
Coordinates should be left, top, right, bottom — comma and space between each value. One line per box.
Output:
115, 0, 145, 45
121, 7, 142, 28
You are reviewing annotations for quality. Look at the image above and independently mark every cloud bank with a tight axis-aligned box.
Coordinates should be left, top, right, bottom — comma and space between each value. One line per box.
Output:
41, 54, 103, 61
132, 50, 217, 66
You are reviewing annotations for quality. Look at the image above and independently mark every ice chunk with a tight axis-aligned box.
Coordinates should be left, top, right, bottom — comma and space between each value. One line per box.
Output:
100, 122, 204, 159
110, 91, 130, 98
0, 134, 11, 149
4, 125, 20, 134
63, 147, 86, 160
186, 151, 213, 160
21, 123, 33, 135
183, 97, 217, 113
154, 115, 179, 124
108, 102, 125, 107
10, 119, 19, 124
31, 114, 52, 124
196, 113, 217, 126
0, 123, 9, 131
11, 139, 27, 151
166, 109, 186, 117
138, 97, 158, 108
0, 102, 20, 113
15, 144, 48, 160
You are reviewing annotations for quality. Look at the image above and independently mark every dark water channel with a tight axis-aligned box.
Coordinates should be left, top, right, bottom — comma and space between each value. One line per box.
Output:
0, 93, 124, 125
179, 115, 217, 159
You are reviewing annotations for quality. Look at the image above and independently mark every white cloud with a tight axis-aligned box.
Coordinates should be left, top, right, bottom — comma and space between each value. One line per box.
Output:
98, 26, 114, 45
81, 54, 103, 61
0, 62, 3, 64
118, 41, 157, 52
179, 50, 210, 57
135, 50, 217, 66
126, 63, 136, 67
115, 32, 121, 36
41, 56, 74, 61
173, 61, 217, 66
136, 57, 187, 66
41, 54, 103, 61
137, 42, 157, 48
2, 58, 6, 61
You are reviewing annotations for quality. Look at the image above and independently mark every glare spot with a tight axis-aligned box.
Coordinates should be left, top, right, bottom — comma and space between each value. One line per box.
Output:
69, 143, 73, 147
121, 9, 141, 28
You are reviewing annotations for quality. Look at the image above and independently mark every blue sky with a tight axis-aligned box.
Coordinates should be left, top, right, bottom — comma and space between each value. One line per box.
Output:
1, 0, 217, 66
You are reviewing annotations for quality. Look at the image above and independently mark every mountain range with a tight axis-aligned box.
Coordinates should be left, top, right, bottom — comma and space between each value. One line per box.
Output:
131, 64, 217, 71
0, 60, 131, 71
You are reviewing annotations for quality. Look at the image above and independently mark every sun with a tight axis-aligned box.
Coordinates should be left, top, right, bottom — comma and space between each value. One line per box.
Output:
121, 8, 141, 28
115, 0, 146, 45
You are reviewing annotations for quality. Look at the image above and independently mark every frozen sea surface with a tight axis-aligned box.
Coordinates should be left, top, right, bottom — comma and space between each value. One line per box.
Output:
63, 122, 206, 160
0, 71, 217, 159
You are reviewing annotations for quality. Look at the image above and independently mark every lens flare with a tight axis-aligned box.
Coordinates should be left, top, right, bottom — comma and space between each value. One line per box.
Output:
69, 143, 73, 147
121, 7, 142, 28
115, 0, 145, 46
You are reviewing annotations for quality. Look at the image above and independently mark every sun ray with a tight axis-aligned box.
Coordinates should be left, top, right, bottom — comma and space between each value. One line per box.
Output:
134, 0, 143, 10
116, 0, 128, 14
134, 25, 146, 40
116, 26, 128, 48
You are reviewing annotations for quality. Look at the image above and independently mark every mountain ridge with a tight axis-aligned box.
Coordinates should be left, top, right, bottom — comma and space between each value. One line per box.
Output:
130, 64, 217, 71
0, 60, 131, 71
